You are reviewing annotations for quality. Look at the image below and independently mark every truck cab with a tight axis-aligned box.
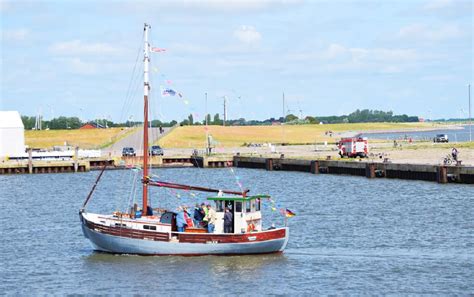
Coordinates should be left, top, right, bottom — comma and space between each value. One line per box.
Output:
206, 195, 268, 234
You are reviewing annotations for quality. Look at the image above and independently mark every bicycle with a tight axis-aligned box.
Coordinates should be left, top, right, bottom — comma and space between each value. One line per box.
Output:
443, 154, 454, 165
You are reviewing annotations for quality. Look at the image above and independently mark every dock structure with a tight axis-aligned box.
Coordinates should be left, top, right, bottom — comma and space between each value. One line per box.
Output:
0, 160, 90, 174
1, 154, 473, 184
232, 156, 474, 184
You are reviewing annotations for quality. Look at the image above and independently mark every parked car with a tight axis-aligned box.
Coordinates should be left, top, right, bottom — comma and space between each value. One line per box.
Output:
150, 145, 164, 156
122, 147, 136, 156
433, 134, 449, 143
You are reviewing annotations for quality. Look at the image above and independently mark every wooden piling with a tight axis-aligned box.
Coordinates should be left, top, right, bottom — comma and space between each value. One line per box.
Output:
74, 147, 79, 172
436, 166, 448, 184
265, 159, 273, 171
28, 149, 33, 174
365, 163, 376, 178
310, 160, 319, 174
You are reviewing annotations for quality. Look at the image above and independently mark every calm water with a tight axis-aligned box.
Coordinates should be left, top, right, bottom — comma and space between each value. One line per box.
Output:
1, 168, 473, 295
361, 125, 473, 142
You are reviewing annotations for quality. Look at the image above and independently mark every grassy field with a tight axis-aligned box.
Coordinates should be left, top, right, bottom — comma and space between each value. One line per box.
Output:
158, 122, 448, 148
25, 127, 136, 149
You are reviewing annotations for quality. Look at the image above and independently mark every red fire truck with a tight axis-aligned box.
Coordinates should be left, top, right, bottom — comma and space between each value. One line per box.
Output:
337, 137, 369, 158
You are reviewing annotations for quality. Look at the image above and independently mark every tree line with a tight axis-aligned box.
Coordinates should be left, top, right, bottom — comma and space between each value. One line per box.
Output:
21, 109, 419, 130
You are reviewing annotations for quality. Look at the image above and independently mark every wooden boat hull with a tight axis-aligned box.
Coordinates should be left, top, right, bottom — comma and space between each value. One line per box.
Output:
80, 212, 289, 255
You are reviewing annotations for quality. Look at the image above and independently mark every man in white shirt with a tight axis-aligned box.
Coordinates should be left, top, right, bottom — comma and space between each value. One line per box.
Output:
205, 204, 217, 233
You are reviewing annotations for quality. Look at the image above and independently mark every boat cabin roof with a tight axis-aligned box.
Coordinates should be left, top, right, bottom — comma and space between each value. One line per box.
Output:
206, 194, 270, 202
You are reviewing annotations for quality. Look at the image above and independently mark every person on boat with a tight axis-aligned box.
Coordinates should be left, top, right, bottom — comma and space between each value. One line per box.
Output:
193, 203, 204, 227
183, 206, 194, 228
201, 203, 209, 227
205, 204, 217, 233
223, 207, 233, 233
176, 207, 187, 232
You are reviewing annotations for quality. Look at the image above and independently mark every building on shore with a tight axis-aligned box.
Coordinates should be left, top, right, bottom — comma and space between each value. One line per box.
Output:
0, 111, 25, 157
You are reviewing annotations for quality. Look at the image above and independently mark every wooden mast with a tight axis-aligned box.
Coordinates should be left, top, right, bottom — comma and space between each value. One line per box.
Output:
142, 23, 150, 215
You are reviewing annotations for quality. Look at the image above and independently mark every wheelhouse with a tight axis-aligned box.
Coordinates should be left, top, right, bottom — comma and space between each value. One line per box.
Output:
206, 194, 269, 234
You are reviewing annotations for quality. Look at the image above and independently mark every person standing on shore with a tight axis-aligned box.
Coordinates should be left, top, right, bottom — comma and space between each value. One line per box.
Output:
205, 204, 216, 233
452, 147, 458, 161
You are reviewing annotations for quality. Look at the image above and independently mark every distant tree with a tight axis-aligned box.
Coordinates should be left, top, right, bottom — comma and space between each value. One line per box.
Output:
213, 113, 222, 125
21, 116, 36, 130
305, 116, 317, 124
285, 114, 298, 122
187, 114, 194, 125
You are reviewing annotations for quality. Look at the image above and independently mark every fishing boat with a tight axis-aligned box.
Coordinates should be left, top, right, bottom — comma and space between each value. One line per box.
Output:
79, 23, 289, 255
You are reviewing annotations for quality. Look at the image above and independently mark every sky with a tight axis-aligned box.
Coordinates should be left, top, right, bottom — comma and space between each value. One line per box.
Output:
1, 0, 472, 123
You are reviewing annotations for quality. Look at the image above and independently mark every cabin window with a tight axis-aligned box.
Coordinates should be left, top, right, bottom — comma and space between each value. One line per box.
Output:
251, 200, 256, 212
115, 223, 127, 227
235, 202, 242, 212
143, 225, 156, 230
256, 200, 261, 211
215, 200, 224, 212
246, 200, 251, 212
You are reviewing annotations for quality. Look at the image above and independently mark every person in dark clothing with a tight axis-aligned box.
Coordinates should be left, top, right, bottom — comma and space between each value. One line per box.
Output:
193, 203, 204, 227
223, 207, 233, 233
452, 147, 458, 161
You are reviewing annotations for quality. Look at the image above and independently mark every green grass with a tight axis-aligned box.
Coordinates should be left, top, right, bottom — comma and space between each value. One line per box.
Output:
25, 127, 137, 149
158, 122, 449, 148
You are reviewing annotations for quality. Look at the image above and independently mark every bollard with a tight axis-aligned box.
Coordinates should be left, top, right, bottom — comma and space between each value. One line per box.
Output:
365, 163, 376, 178
310, 160, 319, 174
265, 159, 273, 171
436, 166, 448, 184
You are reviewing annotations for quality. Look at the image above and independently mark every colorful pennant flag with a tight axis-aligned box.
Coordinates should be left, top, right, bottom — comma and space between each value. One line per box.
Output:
160, 86, 177, 97
150, 47, 166, 53
285, 208, 296, 218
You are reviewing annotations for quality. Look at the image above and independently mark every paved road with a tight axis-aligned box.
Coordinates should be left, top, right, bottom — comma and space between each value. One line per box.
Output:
102, 127, 171, 157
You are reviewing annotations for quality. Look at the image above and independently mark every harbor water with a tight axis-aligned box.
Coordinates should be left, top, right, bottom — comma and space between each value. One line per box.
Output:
1, 168, 473, 295
361, 124, 473, 142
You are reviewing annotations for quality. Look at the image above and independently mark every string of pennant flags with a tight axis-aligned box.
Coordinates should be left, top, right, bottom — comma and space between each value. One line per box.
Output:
139, 45, 296, 218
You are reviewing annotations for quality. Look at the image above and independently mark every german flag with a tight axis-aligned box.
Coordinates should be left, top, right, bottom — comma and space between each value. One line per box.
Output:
285, 209, 296, 218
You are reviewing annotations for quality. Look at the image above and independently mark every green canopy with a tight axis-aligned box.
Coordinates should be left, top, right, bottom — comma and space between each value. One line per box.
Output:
206, 194, 270, 202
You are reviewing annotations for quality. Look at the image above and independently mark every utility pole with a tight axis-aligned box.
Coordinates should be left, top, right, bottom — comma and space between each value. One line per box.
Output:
469, 84, 472, 142
223, 96, 227, 126
282, 92, 286, 145
205, 92, 208, 127
282, 92, 285, 122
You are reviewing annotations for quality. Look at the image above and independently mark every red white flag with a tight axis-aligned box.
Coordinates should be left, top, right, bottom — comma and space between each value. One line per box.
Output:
150, 47, 166, 53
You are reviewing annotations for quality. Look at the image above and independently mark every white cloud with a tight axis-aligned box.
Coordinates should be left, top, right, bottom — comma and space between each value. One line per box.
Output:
423, 0, 455, 10
49, 40, 120, 55
122, 0, 303, 14
422, 0, 472, 17
286, 43, 419, 74
3, 29, 29, 41
233, 25, 262, 44
323, 43, 417, 62
54, 58, 98, 75
397, 23, 463, 41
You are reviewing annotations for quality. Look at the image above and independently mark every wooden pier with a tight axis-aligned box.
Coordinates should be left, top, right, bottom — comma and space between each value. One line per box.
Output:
232, 156, 474, 184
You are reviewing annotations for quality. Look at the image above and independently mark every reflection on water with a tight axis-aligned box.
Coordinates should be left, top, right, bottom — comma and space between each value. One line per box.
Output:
1, 169, 473, 294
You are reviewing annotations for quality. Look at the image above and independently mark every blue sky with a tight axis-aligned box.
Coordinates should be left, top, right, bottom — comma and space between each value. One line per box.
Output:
1, 0, 472, 122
